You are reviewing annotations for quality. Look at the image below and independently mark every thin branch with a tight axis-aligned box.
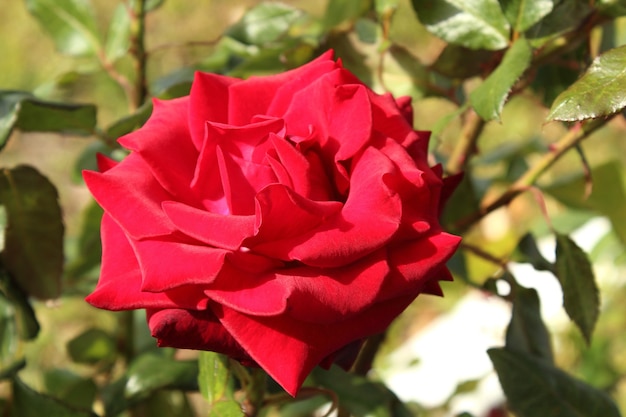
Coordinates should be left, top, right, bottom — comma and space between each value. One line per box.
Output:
129, 0, 148, 109
453, 115, 614, 232
445, 108, 485, 175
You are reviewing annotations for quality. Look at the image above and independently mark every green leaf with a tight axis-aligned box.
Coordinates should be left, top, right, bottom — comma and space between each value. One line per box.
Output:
130, 0, 165, 12
501, 0, 555, 32
0, 166, 64, 300
430, 44, 496, 79
411, 0, 510, 50
597, 0, 626, 17
525, 0, 591, 47
198, 352, 241, 417
124, 353, 198, 400
64, 201, 103, 283
506, 284, 554, 362
24, 0, 101, 57
515, 233, 554, 272
67, 328, 116, 364
543, 161, 626, 245
226, 3, 304, 46
488, 348, 621, 417
0, 267, 40, 340
11, 377, 98, 417
43, 369, 97, 411
547, 45, 626, 121
555, 233, 599, 343
0, 91, 97, 149
323, 0, 372, 29
105, 101, 153, 138
470, 38, 532, 121
104, 3, 131, 62
313, 366, 413, 417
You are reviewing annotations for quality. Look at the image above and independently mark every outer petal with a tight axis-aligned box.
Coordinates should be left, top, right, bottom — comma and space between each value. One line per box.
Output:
214, 292, 417, 396
205, 248, 388, 322
147, 308, 252, 363
118, 98, 198, 204
83, 153, 176, 240
85, 215, 208, 311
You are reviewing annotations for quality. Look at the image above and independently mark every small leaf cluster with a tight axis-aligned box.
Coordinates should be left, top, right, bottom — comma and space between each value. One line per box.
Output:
0, 0, 625, 416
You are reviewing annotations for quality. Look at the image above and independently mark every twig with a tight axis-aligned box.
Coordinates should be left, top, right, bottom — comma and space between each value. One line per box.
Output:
445, 108, 485, 175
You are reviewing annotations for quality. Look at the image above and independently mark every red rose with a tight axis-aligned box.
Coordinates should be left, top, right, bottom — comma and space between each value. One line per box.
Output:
84, 51, 460, 395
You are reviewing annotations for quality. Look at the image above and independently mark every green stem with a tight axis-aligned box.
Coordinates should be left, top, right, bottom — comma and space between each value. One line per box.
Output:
453, 116, 612, 232
446, 108, 485, 175
130, 0, 148, 109
351, 333, 386, 376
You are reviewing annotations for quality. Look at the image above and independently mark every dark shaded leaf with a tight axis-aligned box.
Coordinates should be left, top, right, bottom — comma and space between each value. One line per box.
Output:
0, 91, 97, 149
105, 101, 152, 138
411, 0, 510, 50
489, 348, 621, 417
0, 166, 64, 300
515, 233, 554, 272
555, 233, 599, 343
11, 377, 98, 417
67, 328, 116, 364
226, 3, 304, 46
506, 284, 554, 362
44, 369, 97, 411
198, 352, 241, 417
548, 45, 626, 121
65, 201, 103, 283
525, 0, 591, 47
0, 267, 40, 340
313, 366, 412, 417
501, 0, 555, 32
470, 38, 532, 121
597, 0, 626, 17
24, 0, 101, 57
430, 44, 496, 79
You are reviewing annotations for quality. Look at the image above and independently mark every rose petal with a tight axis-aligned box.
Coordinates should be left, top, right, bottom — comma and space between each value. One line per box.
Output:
147, 308, 252, 363
162, 201, 255, 250
250, 147, 402, 267
118, 98, 198, 204
130, 234, 229, 292
214, 292, 416, 396
189, 72, 240, 148
83, 153, 176, 239
85, 215, 208, 311
248, 184, 342, 244
206, 248, 387, 322
228, 51, 336, 125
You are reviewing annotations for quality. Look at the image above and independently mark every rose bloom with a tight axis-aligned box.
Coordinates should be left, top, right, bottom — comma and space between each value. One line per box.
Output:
84, 51, 460, 395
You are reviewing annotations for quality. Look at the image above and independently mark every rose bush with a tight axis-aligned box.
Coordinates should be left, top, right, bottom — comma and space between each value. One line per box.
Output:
84, 51, 460, 395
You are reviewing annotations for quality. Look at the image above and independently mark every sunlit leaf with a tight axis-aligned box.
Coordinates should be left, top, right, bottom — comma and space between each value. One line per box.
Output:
501, 0, 555, 32
470, 38, 532, 121
11, 377, 98, 417
198, 352, 241, 417
0, 166, 64, 300
124, 353, 198, 400
505, 284, 554, 362
24, 0, 101, 57
548, 45, 626, 121
489, 348, 621, 417
411, 0, 510, 50
555, 233, 599, 343
104, 3, 131, 62
226, 3, 304, 46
